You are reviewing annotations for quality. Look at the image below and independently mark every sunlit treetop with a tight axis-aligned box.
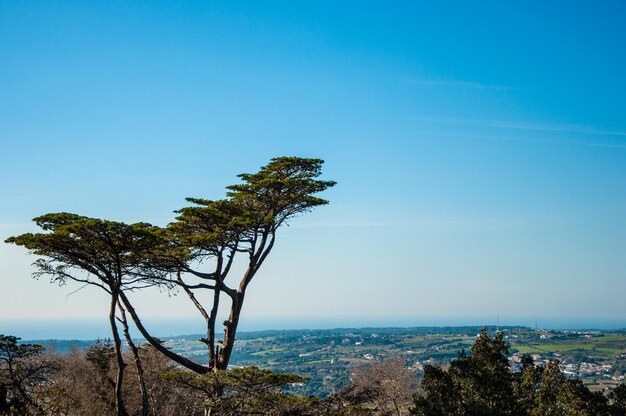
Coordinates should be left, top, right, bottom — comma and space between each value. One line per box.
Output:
169, 156, 336, 261
226, 156, 336, 229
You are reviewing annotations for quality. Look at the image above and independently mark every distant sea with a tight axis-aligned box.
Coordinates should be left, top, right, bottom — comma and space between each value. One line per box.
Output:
2, 316, 625, 341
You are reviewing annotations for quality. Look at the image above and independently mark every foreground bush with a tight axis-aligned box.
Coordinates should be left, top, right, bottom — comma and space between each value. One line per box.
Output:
411, 329, 626, 416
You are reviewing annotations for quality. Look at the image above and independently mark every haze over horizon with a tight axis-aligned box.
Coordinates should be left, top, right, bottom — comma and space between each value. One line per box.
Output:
2, 1, 625, 340
4, 316, 626, 342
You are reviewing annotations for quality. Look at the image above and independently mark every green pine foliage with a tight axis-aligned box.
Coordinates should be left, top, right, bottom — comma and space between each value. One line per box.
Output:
411, 329, 625, 416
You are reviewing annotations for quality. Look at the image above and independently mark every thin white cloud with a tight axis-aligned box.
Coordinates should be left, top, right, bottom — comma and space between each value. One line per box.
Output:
290, 222, 402, 229
289, 215, 527, 230
412, 115, 626, 138
583, 141, 626, 149
411, 129, 626, 149
404, 77, 510, 91
412, 130, 561, 145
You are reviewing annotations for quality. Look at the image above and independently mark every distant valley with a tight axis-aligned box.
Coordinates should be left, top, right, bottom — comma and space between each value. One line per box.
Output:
25, 325, 626, 397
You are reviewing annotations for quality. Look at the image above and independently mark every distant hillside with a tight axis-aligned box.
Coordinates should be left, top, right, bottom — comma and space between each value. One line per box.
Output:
22, 325, 517, 355
18, 339, 95, 354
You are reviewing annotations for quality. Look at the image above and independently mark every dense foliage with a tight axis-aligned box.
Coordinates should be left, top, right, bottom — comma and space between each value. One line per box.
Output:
411, 329, 626, 416
1, 330, 625, 415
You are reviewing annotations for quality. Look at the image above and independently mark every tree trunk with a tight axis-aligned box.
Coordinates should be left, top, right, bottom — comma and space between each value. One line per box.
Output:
216, 292, 244, 370
109, 292, 129, 416
0, 385, 8, 413
118, 305, 150, 416
118, 290, 210, 374
207, 288, 221, 368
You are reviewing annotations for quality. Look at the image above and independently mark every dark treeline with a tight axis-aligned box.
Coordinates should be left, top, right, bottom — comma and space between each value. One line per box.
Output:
2, 330, 625, 416
411, 329, 626, 416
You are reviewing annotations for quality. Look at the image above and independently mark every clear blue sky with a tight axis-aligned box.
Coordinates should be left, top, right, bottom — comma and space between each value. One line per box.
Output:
1, 1, 625, 338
